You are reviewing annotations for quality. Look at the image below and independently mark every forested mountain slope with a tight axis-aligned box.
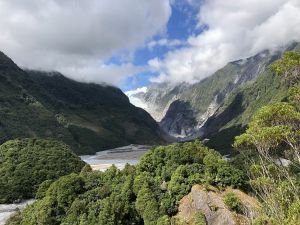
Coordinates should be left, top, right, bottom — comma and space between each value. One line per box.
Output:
0, 51, 164, 154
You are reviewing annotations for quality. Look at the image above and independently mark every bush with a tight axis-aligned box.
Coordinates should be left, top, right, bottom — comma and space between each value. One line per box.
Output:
224, 192, 241, 212
195, 211, 206, 225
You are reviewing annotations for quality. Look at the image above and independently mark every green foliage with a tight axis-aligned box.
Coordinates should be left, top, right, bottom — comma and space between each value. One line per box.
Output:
224, 192, 241, 212
288, 85, 300, 110
135, 141, 245, 220
234, 102, 300, 163
35, 180, 53, 199
195, 211, 206, 225
271, 51, 300, 85
157, 215, 171, 225
285, 201, 300, 225
8, 141, 246, 225
136, 185, 160, 225
205, 49, 300, 154
0, 139, 85, 203
206, 69, 289, 154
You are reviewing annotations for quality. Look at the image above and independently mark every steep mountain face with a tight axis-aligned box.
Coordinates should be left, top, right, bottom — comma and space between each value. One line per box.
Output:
203, 69, 290, 154
201, 43, 300, 154
0, 51, 164, 154
131, 43, 299, 143
129, 82, 189, 121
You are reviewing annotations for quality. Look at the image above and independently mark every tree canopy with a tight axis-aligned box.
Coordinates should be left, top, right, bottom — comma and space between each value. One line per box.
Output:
6, 141, 245, 225
0, 138, 85, 203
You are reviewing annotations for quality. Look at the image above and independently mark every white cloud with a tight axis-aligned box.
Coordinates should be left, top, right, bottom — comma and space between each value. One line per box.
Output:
151, 0, 300, 84
125, 87, 148, 109
126, 87, 148, 96
0, 0, 171, 85
147, 38, 185, 50
59, 62, 145, 86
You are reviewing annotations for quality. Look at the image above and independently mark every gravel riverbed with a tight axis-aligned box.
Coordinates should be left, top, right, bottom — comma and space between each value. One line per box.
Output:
80, 144, 151, 171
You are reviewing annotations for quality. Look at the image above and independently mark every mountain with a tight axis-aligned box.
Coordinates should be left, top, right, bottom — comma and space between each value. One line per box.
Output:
202, 66, 290, 154
0, 51, 164, 154
130, 43, 300, 152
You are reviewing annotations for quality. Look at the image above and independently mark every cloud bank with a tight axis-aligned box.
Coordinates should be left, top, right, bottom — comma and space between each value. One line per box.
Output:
0, 0, 171, 85
151, 0, 300, 84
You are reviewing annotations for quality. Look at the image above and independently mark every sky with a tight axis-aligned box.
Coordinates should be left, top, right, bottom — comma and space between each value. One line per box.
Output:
0, 0, 300, 92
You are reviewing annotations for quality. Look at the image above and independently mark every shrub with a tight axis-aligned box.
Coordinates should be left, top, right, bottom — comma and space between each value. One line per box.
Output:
224, 192, 241, 212
195, 211, 206, 225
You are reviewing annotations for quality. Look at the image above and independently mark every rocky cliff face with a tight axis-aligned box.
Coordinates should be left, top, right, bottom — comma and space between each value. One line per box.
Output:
163, 50, 284, 138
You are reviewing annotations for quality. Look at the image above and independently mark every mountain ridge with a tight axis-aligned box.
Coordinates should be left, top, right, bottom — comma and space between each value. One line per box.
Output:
130, 43, 300, 149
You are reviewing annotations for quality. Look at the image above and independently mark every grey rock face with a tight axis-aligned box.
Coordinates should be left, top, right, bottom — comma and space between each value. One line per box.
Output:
159, 100, 197, 138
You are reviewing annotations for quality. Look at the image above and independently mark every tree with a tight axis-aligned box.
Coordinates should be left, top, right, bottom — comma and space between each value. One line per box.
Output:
135, 185, 160, 225
234, 51, 300, 224
271, 51, 300, 85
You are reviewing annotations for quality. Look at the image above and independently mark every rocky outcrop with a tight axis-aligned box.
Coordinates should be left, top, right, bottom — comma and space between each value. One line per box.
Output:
174, 185, 259, 225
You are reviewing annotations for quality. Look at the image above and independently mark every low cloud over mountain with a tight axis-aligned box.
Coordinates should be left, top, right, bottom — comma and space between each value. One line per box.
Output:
0, 0, 171, 85
151, 0, 300, 84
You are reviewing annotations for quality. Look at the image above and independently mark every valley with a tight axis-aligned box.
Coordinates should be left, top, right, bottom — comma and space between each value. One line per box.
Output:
1, 0, 300, 224
0, 47, 300, 225
0, 52, 164, 155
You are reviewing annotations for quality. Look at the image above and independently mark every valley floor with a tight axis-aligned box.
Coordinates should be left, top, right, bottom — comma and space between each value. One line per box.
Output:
80, 144, 151, 171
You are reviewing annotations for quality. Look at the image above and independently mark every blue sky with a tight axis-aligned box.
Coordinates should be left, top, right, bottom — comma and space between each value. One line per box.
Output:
119, 2, 201, 91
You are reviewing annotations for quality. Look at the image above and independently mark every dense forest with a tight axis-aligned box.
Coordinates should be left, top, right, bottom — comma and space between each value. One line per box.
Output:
3, 52, 300, 225
0, 139, 85, 204
6, 141, 246, 225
